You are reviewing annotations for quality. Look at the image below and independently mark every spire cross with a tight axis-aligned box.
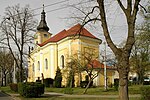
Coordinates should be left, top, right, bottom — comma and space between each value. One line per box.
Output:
43, 4, 45, 11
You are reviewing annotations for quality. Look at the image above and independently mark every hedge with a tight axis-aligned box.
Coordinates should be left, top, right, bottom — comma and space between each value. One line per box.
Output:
18, 82, 44, 97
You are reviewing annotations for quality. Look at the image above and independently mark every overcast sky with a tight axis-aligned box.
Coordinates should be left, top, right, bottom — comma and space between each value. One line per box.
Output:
0, 0, 148, 55
0, 0, 75, 33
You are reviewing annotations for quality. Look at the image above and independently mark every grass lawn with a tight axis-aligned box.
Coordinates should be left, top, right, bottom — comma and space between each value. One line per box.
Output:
0, 86, 16, 94
45, 85, 142, 95
45, 87, 118, 95
0, 85, 142, 100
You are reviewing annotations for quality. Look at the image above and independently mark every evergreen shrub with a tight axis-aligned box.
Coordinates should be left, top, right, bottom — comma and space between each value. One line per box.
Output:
114, 79, 119, 91
54, 67, 62, 88
18, 82, 44, 97
66, 73, 75, 88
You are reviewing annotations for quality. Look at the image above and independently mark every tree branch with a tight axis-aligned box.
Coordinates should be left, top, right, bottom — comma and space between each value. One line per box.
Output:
132, 0, 141, 18
125, 0, 141, 51
117, 0, 127, 14
83, 6, 99, 24
97, 0, 119, 55
82, 18, 101, 27
139, 4, 148, 13
72, 6, 91, 20
127, 0, 132, 14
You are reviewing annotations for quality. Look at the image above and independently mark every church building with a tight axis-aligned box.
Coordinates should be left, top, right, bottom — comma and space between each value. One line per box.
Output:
28, 9, 116, 86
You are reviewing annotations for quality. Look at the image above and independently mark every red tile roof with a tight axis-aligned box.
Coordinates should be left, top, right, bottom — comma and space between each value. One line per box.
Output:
38, 24, 100, 47
88, 60, 115, 70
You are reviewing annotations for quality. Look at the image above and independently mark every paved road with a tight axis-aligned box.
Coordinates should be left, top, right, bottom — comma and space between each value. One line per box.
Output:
0, 91, 14, 100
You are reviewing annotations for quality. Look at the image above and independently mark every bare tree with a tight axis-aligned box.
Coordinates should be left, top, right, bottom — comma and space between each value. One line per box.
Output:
81, 51, 101, 94
70, 0, 143, 100
130, 3, 150, 84
0, 4, 37, 82
0, 49, 14, 86
66, 49, 101, 94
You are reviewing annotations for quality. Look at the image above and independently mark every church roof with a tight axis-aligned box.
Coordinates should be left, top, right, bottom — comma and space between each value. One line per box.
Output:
38, 24, 100, 46
88, 60, 116, 70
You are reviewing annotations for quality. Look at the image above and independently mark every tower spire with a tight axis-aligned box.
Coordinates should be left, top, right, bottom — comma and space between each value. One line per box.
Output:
37, 4, 49, 31
42, 4, 44, 11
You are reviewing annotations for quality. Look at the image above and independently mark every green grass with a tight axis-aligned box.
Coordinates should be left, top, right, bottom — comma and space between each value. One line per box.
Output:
128, 85, 142, 94
0, 86, 16, 94
1, 84, 142, 95
45, 87, 118, 95
0, 85, 142, 100
0, 85, 142, 95
45, 85, 142, 95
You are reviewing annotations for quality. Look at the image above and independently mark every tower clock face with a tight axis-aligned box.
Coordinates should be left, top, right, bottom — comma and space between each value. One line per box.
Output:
34, 34, 38, 39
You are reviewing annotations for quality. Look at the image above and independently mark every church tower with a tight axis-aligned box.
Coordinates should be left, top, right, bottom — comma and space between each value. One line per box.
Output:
34, 5, 52, 44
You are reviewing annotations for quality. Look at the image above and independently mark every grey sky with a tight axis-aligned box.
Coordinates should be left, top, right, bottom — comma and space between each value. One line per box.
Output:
0, 0, 73, 33
0, 0, 148, 55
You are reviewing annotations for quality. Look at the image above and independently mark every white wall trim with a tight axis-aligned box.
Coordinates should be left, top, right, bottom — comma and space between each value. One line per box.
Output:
50, 46, 54, 78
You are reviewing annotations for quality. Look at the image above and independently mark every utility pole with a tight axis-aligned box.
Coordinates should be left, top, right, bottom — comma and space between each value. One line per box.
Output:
104, 42, 107, 91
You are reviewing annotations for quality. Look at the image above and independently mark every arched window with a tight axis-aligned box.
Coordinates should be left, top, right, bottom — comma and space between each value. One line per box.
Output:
38, 61, 40, 71
45, 59, 48, 70
60, 55, 64, 68
32, 63, 35, 72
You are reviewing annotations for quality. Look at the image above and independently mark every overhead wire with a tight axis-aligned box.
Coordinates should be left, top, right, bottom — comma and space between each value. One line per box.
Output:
33, 0, 94, 16
3, 0, 94, 19
31, 0, 70, 11
4, 0, 70, 18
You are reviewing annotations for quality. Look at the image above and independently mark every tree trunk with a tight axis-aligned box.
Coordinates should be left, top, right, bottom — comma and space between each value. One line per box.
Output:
4, 74, 7, 86
20, 54, 23, 82
83, 79, 92, 94
1, 74, 3, 86
117, 53, 130, 100
118, 69, 129, 100
77, 72, 82, 86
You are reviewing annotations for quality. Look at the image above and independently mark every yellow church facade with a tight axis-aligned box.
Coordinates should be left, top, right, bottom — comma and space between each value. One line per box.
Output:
28, 9, 116, 87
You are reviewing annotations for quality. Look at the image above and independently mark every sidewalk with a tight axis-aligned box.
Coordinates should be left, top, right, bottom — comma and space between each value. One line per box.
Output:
9, 93, 20, 100
0, 90, 15, 100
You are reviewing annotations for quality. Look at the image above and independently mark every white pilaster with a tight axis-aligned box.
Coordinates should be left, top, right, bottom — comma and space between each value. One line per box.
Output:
50, 46, 54, 78
69, 40, 71, 56
40, 51, 43, 79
